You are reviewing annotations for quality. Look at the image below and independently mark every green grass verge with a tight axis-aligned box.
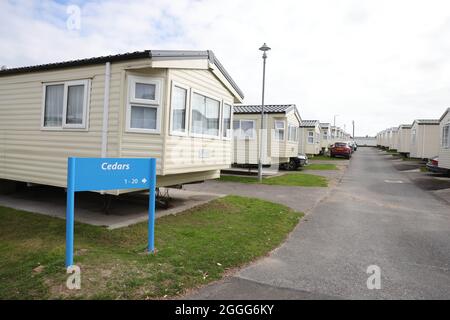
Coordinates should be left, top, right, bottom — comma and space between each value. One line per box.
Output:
0, 196, 301, 299
219, 173, 328, 187
310, 155, 347, 161
303, 164, 338, 171
420, 166, 428, 172
386, 149, 398, 153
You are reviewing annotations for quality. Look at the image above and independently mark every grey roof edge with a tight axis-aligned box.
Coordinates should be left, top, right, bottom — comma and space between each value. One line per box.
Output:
439, 108, 450, 122
412, 119, 440, 125
398, 124, 412, 129
0, 49, 244, 100
233, 104, 296, 114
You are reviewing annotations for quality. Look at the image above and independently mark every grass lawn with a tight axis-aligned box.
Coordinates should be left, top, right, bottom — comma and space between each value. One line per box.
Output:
310, 155, 347, 161
0, 196, 301, 299
219, 172, 328, 187
420, 166, 428, 172
303, 163, 338, 171
386, 149, 398, 153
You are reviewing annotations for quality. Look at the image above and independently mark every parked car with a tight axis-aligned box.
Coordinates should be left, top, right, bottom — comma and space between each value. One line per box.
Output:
330, 142, 352, 159
426, 156, 450, 174
347, 141, 357, 152
280, 154, 309, 170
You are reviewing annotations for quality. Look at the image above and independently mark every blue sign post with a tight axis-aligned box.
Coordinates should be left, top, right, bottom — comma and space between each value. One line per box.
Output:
65, 157, 157, 267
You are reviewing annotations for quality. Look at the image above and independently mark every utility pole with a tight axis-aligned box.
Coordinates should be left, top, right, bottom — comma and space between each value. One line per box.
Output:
352, 120, 355, 139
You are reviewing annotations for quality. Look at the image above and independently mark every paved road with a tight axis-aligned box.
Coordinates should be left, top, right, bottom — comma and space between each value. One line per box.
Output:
187, 148, 450, 299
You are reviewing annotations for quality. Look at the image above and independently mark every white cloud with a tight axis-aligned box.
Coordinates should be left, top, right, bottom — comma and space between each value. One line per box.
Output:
1, 0, 450, 135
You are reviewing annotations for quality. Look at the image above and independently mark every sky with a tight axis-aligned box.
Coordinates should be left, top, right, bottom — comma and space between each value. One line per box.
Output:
1, 0, 450, 136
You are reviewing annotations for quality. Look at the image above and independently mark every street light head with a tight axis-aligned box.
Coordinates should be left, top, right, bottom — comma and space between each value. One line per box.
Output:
259, 43, 271, 52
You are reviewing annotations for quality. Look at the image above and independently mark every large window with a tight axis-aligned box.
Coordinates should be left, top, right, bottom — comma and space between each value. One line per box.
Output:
307, 131, 314, 144
127, 76, 161, 133
442, 124, 450, 148
42, 80, 89, 129
222, 103, 232, 138
274, 120, 285, 140
191, 92, 220, 137
288, 124, 298, 142
170, 83, 188, 135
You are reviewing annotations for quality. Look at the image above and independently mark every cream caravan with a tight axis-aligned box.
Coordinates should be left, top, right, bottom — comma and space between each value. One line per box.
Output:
0, 50, 244, 193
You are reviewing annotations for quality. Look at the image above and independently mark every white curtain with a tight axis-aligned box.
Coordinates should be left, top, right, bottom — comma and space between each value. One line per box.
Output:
172, 86, 186, 132
135, 83, 155, 100
66, 85, 84, 124
131, 106, 157, 129
44, 84, 64, 127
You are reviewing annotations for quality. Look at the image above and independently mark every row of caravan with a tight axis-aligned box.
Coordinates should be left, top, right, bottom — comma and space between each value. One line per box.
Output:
376, 108, 450, 170
232, 105, 351, 169
0, 49, 351, 193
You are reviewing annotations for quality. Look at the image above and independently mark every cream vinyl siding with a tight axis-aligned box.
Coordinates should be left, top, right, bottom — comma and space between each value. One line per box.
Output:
439, 111, 450, 169
320, 127, 331, 150
299, 125, 321, 155
232, 114, 262, 165
409, 122, 440, 159
162, 69, 234, 174
398, 127, 411, 154
232, 111, 300, 166
0, 64, 111, 187
0, 57, 241, 191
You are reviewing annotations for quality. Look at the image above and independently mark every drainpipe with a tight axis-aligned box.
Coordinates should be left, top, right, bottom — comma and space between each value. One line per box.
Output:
101, 62, 111, 158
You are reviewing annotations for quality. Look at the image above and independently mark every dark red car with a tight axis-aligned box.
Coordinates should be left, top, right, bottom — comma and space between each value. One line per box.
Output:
330, 142, 352, 159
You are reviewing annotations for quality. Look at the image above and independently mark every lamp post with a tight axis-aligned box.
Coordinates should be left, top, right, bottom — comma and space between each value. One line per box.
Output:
258, 43, 271, 182
333, 114, 339, 139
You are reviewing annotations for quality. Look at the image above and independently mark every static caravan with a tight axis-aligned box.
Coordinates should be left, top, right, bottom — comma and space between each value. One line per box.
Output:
330, 126, 338, 144
0, 50, 244, 193
319, 123, 331, 152
397, 124, 412, 156
438, 108, 450, 170
409, 119, 440, 159
232, 104, 302, 169
389, 127, 399, 151
299, 120, 321, 155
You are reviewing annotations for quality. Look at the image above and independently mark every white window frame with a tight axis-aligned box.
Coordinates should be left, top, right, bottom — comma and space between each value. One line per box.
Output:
288, 124, 298, 142
189, 89, 222, 140
239, 119, 256, 140
222, 101, 233, 140
274, 120, 285, 141
307, 131, 315, 144
41, 79, 90, 131
129, 75, 161, 105
442, 123, 450, 149
169, 81, 190, 137
126, 75, 163, 134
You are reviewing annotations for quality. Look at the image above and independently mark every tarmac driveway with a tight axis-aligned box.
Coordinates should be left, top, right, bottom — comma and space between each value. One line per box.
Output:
186, 148, 450, 299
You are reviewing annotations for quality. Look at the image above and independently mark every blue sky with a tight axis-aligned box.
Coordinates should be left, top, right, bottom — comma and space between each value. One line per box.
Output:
2, 0, 450, 136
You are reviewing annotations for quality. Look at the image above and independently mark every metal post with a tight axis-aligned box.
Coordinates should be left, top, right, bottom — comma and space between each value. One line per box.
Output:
65, 157, 75, 268
258, 55, 267, 182
258, 43, 271, 183
148, 158, 157, 253
352, 120, 355, 140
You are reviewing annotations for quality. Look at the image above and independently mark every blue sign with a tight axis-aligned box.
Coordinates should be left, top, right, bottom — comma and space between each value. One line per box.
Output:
65, 157, 157, 267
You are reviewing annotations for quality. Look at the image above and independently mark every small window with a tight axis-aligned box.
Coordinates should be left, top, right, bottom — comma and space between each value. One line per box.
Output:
127, 76, 162, 133
42, 80, 89, 129
170, 83, 188, 134
222, 103, 232, 138
191, 92, 220, 137
129, 76, 160, 104
274, 120, 285, 140
442, 124, 450, 149
288, 125, 298, 142
411, 129, 417, 144
307, 131, 314, 144
240, 120, 255, 139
